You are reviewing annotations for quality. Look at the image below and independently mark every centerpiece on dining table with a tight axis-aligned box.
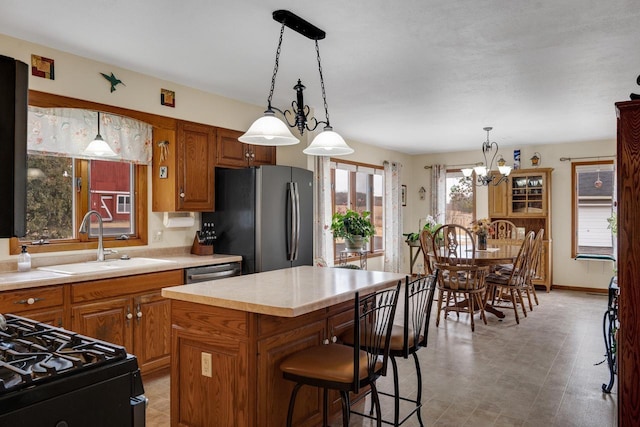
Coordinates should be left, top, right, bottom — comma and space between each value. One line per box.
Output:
471, 218, 494, 250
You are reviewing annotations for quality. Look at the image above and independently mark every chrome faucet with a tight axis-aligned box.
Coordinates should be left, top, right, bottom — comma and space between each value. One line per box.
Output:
79, 210, 116, 261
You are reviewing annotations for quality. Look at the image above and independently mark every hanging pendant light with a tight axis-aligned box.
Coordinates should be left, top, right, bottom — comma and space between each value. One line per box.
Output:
240, 10, 353, 156
84, 112, 117, 157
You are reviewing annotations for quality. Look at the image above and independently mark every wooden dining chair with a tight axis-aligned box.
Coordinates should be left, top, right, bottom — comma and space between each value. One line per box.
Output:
526, 228, 545, 307
486, 231, 534, 324
489, 219, 518, 240
419, 229, 435, 275
431, 224, 476, 266
342, 271, 439, 426
431, 224, 489, 332
280, 284, 401, 427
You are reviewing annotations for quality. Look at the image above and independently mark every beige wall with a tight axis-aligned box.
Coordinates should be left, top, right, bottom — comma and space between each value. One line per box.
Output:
1, 33, 617, 288
404, 140, 616, 290
0, 33, 412, 269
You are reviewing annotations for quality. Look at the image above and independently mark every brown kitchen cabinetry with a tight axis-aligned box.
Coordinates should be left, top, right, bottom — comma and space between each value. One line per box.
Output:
488, 167, 553, 291
71, 270, 181, 374
216, 128, 276, 168
169, 297, 354, 426
152, 120, 216, 212
0, 285, 65, 327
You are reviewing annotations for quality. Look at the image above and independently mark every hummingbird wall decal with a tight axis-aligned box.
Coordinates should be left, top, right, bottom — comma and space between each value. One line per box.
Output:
100, 72, 125, 92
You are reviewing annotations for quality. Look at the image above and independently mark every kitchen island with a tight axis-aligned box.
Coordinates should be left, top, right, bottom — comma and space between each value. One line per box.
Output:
161, 266, 405, 427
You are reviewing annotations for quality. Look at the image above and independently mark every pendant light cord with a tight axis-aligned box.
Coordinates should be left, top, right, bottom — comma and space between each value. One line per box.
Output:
266, 23, 286, 110
315, 40, 330, 127
97, 111, 101, 135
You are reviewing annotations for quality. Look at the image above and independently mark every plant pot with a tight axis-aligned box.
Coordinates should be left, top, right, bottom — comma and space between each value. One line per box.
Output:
345, 235, 364, 251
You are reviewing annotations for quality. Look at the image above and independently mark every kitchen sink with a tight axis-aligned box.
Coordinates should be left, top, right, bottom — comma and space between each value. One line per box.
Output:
38, 257, 178, 275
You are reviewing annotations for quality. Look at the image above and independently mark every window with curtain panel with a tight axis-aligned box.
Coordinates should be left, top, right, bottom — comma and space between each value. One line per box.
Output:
572, 160, 615, 258
21, 107, 151, 246
330, 160, 384, 257
444, 168, 475, 227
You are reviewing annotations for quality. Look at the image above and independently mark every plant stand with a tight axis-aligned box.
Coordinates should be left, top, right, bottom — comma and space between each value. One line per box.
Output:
338, 250, 367, 269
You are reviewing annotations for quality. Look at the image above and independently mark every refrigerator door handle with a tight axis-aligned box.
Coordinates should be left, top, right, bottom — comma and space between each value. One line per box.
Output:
292, 182, 300, 261
287, 183, 295, 261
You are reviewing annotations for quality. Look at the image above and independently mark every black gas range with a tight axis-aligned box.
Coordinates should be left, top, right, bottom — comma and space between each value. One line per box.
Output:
0, 314, 146, 426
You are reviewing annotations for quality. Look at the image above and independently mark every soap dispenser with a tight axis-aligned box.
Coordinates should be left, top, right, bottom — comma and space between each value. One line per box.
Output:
17, 245, 31, 272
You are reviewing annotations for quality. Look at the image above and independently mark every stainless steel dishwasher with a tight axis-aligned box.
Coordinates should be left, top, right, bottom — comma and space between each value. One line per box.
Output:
184, 262, 242, 284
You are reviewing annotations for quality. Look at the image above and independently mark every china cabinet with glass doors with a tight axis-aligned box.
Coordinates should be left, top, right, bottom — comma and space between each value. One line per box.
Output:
489, 167, 553, 291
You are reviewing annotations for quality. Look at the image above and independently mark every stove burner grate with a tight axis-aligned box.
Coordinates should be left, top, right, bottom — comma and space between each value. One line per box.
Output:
0, 314, 128, 395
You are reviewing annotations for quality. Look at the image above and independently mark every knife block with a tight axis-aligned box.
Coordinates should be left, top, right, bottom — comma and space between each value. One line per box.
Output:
191, 235, 213, 256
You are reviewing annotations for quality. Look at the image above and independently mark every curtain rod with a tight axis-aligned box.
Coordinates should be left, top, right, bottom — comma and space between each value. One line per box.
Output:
559, 155, 615, 161
424, 162, 482, 169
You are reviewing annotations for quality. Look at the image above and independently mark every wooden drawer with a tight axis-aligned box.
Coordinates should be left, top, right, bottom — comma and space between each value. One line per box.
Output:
0, 285, 64, 314
71, 270, 183, 303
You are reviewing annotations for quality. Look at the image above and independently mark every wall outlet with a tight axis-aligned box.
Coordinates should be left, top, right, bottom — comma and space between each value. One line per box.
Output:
152, 230, 163, 242
159, 166, 168, 179
201, 352, 212, 377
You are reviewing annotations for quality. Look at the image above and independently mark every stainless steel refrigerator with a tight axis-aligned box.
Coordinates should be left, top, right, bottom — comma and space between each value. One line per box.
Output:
203, 165, 314, 274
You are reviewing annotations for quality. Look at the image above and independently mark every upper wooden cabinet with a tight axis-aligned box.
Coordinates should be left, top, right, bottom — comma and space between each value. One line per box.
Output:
489, 167, 554, 291
489, 168, 553, 218
216, 128, 276, 168
153, 121, 216, 212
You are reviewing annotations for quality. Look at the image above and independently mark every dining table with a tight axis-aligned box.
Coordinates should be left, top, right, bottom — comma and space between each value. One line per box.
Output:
430, 243, 523, 318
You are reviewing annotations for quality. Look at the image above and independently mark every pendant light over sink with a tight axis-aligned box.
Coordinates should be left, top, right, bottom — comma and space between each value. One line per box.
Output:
239, 10, 354, 156
84, 111, 117, 157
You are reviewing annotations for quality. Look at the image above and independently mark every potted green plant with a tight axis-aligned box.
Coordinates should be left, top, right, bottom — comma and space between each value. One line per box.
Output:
330, 209, 375, 250
404, 215, 442, 247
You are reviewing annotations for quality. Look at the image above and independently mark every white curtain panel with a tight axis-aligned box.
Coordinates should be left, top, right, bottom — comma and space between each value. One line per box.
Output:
431, 164, 446, 224
27, 107, 153, 164
384, 161, 403, 272
314, 156, 334, 266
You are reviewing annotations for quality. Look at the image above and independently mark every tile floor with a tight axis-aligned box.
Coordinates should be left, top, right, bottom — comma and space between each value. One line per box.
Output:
143, 288, 617, 426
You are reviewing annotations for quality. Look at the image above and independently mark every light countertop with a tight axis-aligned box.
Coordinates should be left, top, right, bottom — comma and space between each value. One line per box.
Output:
161, 266, 406, 317
0, 253, 242, 291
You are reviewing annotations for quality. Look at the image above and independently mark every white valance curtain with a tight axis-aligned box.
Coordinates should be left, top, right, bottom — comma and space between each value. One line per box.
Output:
383, 161, 403, 273
27, 107, 153, 164
431, 164, 446, 223
314, 156, 334, 266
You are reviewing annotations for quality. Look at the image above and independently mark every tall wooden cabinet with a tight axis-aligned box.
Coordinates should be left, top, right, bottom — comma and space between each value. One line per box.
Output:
153, 120, 216, 212
488, 167, 553, 291
216, 128, 276, 168
615, 99, 640, 427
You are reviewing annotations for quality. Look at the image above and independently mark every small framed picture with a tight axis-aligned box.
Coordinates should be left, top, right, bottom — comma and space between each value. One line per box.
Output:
401, 185, 407, 206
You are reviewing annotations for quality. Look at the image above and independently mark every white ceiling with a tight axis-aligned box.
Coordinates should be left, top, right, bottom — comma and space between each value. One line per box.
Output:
2, 0, 640, 154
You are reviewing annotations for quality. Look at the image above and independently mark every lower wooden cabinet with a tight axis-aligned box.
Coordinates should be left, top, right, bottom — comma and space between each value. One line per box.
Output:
71, 270, 181, 374
71, 291, 171, 374
169, 298, 355, 426
257, 318, 326, 426
0, 285, 65, 327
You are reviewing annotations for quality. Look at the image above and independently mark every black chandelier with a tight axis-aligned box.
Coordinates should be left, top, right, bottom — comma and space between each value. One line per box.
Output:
238, 10, 353, 156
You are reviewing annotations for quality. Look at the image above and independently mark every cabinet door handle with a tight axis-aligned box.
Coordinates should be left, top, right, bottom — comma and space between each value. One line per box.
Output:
136, 303, 143, 323
126, 306, 133, 321
179, 188, 185, 198
245, 151, 250, 159
15, 297, 44, 305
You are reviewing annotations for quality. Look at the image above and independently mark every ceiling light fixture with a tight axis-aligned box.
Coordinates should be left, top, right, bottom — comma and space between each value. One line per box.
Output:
462, 127, 511, 186
239, 10, 353, 156
84, 112, 117, 157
